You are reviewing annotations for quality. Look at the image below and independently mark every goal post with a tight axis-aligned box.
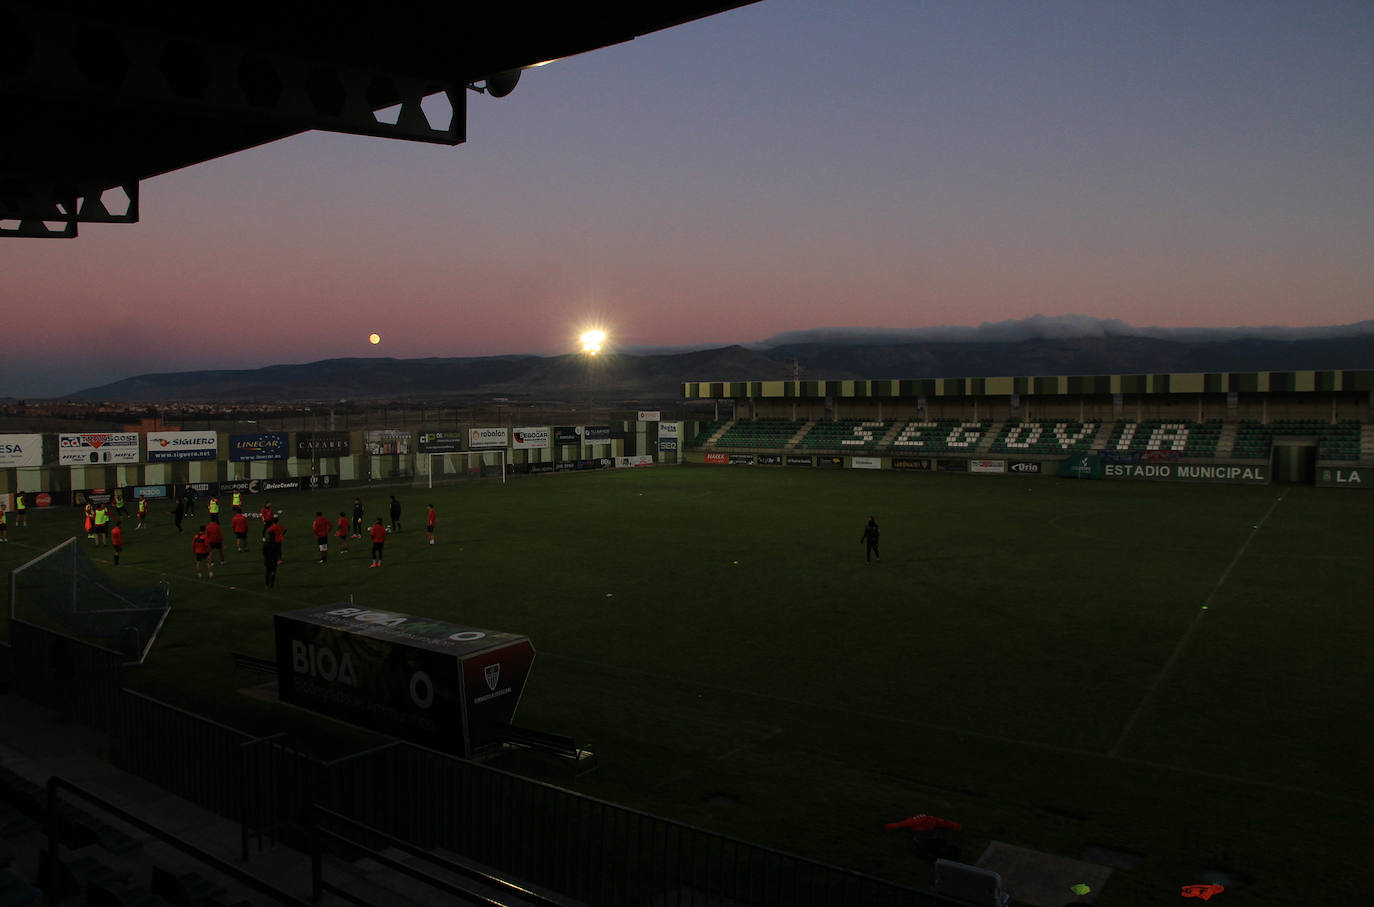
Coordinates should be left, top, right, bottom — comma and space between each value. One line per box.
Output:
416, 449, 506, 487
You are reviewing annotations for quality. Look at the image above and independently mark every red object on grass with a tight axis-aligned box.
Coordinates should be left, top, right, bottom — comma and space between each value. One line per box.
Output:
884, 814, 962, 832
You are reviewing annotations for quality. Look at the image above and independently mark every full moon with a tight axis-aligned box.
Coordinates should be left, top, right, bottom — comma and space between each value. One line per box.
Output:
368, 333, 381, 344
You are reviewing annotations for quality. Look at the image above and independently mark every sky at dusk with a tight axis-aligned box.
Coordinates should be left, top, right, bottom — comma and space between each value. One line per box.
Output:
3, 0, 1373, 397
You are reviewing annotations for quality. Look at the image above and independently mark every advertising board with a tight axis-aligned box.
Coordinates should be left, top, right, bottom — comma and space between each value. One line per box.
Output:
1008, 461, 1042, 474
295, 432, 350, 458
553, 427, 580, 445
229, 433, 290, 461
658, 422, 680, 438
757, 454, 782, 465
59, 433, 139, 465
366, 431, 411, 455
851, 457, 881, 470
817, 456, 843, 468
584, 425, 611, 442
786, 455, 813, 467
0, 434, 42, 468
728, 454, 754, 465
937, 458, 968, 472
468, 428, 509, 450
970, 459, 1006, 474
637, 411, 660, 422
418, 432, 465, 453
658, 438, 679, 452
892, 457, 933, 471
704, 453, 728, 464
511, 427, 549, 449
147, 431, 218, 462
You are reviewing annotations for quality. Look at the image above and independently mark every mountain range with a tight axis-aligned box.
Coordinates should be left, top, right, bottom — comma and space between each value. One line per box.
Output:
62, 324, 1374, 404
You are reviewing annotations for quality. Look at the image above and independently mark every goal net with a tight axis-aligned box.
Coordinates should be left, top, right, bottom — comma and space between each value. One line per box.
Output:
9, 538, 170, 664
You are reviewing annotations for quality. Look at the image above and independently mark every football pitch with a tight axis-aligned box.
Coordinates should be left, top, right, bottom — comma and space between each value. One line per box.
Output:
4, 466, 1372, 905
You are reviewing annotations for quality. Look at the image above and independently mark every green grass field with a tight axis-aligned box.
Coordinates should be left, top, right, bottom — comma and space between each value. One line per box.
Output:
4, 466, 1372, 905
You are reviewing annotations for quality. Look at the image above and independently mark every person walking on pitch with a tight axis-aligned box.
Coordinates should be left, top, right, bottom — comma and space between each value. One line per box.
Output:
336, 512, 350, 555
111, 520, 124, 565
136, 496, 148, 529
389, 495, 402, 532
426, 504, 436, 545
231, 507, 249, 551
313, 511, 332, 563
861, 516, 880, 563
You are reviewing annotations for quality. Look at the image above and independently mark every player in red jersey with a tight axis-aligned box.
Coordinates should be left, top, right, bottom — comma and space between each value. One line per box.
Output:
192, 526, 213, 578
204, 519, 225, 564
336, 512, 350, 555
369, 518, 387, 568
426, 504, 436, 545
312, 511, 332, 563
231, 507, 249, 551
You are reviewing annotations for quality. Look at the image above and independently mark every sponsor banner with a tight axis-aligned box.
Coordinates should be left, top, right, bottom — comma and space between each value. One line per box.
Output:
658, 438, 679, 452
637, 410, 660, 422
511, 427, 549, 450
757, 454, 783, 465
1141, 450, 1181, 463
34, 492, 53, 508
817, 456, 843, 469
418, 432, 465, 453
1103, 463, 1269, 484
1008, 460, 1042, 475
134, 484, 169, 499
554, 460, 575, 472
296, 431, 351, 458
614, 455, 654, 468
937, 458, 969, 472
0, 434, 43, 468
658, 422, 680, 438
553, 426, 580, 445
892, 457, 934, 471
74, 489, 113, 506
529, 462, 555, 474
970, 459, 1006, 474
574, 459, 600, 470
786, 455, 813, 467
1317, 467, 1371, 488
508, 462, 531, 475
1058, 454, 1103, 479
366, 430, 411, 455
704, 452, 728, 464
469, 428, 509, 450
1097, 450, 1140, 465
59, 432, 139, 465
851, 456, 882, 470
229, 432, 290, 461
728, 454, 754, 465
147, 430, 218, 462
584, 425, 611, 442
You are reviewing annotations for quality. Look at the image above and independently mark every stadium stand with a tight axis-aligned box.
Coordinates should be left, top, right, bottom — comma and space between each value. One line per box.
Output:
713, 418, 807, 449
1103, 420, 1223, 458
688, 418, 730, 446
989, 420, 1099, 455
1232, 419, 1363, 460
795, 419, 893, 451
887, 419, 993, 454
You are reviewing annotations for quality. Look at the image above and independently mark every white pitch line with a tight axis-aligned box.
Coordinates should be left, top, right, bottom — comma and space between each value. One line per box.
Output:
1107, 491, 1288, 758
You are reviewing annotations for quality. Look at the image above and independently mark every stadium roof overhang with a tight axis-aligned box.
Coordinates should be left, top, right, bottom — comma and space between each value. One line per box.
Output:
683, 370, 1374, 400
1, 3, 759, 238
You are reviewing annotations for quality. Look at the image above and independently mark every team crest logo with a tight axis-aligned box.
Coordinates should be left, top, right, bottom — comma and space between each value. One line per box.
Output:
484, 664, 500, 691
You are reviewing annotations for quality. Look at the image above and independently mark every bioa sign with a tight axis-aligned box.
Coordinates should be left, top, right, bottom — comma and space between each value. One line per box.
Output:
291, 640, 357, 686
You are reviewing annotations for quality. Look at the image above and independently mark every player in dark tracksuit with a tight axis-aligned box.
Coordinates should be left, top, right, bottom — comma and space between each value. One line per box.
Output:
861, 517, 880, 563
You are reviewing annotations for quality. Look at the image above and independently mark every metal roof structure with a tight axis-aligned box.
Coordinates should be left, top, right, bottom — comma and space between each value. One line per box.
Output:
1, 3, 758, 237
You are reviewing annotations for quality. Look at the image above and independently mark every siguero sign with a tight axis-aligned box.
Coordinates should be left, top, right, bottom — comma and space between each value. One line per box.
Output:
1104, 463, 1269, 484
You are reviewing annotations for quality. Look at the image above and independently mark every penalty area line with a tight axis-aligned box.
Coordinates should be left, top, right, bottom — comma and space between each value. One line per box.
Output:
1107, 490, 1288, 758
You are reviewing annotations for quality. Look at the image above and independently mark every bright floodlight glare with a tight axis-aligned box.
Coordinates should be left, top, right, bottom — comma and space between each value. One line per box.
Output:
580, 329, 606, 355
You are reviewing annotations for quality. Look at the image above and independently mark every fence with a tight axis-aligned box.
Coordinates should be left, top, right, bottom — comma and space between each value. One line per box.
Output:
3, 621, 940, 907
